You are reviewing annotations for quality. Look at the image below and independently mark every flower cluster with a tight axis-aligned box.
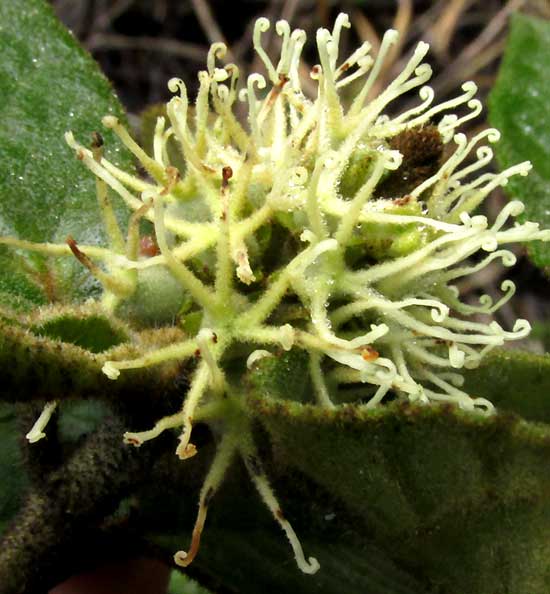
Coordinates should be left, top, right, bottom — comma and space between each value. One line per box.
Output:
6, 13, 549, 574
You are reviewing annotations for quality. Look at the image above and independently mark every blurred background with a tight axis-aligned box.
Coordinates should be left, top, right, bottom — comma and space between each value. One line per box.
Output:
50, 0, 549, 112
49, 0, 550, 350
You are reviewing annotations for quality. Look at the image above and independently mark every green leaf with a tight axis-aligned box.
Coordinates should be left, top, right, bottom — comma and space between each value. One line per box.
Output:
209, 349, 550, 594
531, 321, 550, 352
57, 400, 110, 443
489, 13, 550, 269
188, 527, 428, 594
248, 348, 312, 403
0, 399, 110, 539
248, 395, 550, 594
0, 314, 188, 410
463, 348, 550, 424
168, 571, 212, 594
143, 443, 429, 594
141, 346, 550, 594
0, 0, 133, 303
31, 315, 125, 353
30, 306, 128, 353
0, 404, 28, 537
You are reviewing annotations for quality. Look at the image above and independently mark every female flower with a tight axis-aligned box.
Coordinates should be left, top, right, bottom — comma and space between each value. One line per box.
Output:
4, 13, 549, 574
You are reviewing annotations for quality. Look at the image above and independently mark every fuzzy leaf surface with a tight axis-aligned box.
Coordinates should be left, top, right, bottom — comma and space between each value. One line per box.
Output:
143, 441, 429, 594
140, 348, 550, 594
0, 405, 28, 536
489, 13, 550, 269
463, 348, 550, 423
30, 307, 128, 353
248, 395, 550, 594
0, 0, 133, 303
